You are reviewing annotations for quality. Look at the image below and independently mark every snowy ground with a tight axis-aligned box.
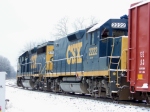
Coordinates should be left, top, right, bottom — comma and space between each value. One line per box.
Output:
5, 80, 150, 112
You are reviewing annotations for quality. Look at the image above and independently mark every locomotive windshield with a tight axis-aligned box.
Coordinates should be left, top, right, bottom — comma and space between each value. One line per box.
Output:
112, 30, 125, 37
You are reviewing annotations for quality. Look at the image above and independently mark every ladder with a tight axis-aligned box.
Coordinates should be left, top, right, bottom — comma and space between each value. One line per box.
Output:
108, 38, 128, 87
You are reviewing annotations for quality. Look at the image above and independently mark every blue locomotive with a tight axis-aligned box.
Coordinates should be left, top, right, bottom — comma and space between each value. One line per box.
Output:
17, 17, 135, 100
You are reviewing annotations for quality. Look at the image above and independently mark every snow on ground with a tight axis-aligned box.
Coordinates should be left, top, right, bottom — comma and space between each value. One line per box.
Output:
5, 80, 150, 112
6, 79, 16, 85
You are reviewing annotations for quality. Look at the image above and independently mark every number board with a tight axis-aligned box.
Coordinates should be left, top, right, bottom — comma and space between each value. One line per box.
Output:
111, 23, 126, 28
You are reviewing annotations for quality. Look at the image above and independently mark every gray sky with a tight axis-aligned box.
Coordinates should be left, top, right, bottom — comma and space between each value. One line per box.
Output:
0, 0, 139, 70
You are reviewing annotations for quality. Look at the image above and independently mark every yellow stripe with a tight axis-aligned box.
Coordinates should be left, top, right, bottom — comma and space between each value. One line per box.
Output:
43, 70, 109, 77
17, 76, 22, 78
84, 70, 108, 76
17, 74, 40, 77
17, 70, 109, 78
121, 36, 128, 69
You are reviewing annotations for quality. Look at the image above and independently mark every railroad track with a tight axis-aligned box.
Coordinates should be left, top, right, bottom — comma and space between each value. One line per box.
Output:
6, 84, 150, 108
6, 84, 18, 88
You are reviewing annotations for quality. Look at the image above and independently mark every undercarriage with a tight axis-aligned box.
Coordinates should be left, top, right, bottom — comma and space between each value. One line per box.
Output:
16, 75, 145, 102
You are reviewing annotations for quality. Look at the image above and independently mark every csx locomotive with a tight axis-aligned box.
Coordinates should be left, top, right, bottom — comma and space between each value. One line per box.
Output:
16, 1, 150, 103
17, 17, 130, 100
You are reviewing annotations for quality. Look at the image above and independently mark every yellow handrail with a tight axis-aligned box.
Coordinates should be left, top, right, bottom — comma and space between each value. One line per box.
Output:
109, 38, 115, 82
116, 49, 128, 87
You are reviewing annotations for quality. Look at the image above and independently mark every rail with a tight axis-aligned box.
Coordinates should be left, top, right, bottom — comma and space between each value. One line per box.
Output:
43, 55, 83, 76
18, 62, 42, 75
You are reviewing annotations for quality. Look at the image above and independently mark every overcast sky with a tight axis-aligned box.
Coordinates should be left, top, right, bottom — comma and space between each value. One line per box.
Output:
0, 0, 139, 69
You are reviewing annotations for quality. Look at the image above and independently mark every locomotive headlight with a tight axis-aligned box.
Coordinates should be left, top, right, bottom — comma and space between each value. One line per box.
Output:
113, 72, 116, 76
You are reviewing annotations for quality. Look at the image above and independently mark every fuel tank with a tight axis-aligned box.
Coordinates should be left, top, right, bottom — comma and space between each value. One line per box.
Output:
21, 77, 34, 89
22, 80, 32, 88
60, 82, 89, 93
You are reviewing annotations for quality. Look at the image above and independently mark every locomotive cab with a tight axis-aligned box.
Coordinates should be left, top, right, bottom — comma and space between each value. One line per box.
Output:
17, 51, 30, 87
17, 51, 30, 75
37, 41, 54, 74
86, 18, 128, 71
85, 18, 129, 99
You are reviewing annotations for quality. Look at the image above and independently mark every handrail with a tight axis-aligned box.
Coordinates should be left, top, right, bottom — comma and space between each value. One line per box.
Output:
40, 61, 53, 74
51, 55, 83, 62
116, 49, 128, 87
43, 55, 84, 76
19, 62, 42, 75
20, 62, 41, 65
40, 64, 46, 74
109, 38, 115, 82
108, 38, 128, 88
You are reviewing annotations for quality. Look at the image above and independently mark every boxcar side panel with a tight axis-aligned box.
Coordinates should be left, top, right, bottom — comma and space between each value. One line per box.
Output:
128, 2, 150, 92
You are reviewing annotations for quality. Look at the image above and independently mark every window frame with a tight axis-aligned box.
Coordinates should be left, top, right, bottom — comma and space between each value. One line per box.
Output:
90, 32, 96, 45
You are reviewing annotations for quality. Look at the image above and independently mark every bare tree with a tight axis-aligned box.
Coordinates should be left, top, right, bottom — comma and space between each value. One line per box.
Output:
0, 55, 11, 73
53, 17, 69, 40
21, 41, 37, 53
0, 55, 16, 79
20, 39, 48, 54
52, 16, 99, 39
89, 16, 99, 26
72, 16, 99, 32
9, 66, 16, 79
73, 17, 86, 31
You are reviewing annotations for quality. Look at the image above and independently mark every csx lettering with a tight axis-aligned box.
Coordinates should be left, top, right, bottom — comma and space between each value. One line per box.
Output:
66, 42, 82, 64
31, 55, 37, 68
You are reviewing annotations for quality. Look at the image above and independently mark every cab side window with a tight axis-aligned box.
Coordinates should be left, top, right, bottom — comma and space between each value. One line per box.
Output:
101, 28, 109, 39
90, 32, 96, 45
